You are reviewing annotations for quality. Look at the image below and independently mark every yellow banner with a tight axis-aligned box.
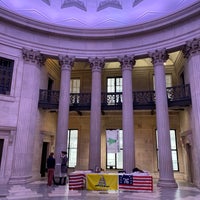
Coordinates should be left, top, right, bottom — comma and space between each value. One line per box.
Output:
86, 173, 118, 191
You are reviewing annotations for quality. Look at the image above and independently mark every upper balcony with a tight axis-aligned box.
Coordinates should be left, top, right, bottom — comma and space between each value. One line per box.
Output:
38, 84, 191, 112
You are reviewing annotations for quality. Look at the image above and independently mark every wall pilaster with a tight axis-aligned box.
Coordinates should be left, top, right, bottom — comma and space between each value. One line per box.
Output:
9, 48, 43, 184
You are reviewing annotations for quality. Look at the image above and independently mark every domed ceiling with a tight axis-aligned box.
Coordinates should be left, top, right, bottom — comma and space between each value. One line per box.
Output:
0, 0, 198, 29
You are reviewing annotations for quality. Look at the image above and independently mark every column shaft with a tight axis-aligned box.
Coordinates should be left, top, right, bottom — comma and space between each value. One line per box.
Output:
149, 49, 177, 188
184, 38, 200, 187
55, 55, 74, 162
119, 55, 135, 173
89, 57, 104, 171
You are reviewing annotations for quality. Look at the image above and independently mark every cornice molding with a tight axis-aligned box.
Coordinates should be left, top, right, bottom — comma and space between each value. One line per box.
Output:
0, 1, 200, 39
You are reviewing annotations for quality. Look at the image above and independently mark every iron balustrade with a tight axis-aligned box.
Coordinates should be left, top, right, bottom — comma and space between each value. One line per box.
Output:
167, 84, 191, 106
38, 84, 191, 110
70, 93, 91, 110
38, 90, 60, 109
133, 90, 155, 110
101, 92, 123, 110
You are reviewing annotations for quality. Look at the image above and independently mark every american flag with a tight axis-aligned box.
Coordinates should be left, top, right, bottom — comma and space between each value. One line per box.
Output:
118, 174, 153, 191
69, 173, 86, 190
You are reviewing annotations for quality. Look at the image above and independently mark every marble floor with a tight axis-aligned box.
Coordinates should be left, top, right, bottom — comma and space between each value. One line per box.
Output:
0, 179, 200, 200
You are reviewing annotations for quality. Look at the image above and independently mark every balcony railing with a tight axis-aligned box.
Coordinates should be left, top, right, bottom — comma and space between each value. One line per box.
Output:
38, 84, 191, 111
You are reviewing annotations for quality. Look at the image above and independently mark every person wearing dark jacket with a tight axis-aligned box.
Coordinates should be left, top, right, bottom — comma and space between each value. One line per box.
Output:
47, 152, 56, 186
59, 151, 68, 185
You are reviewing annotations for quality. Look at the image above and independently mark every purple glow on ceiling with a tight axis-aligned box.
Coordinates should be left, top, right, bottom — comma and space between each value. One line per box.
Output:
0, 0, 198, 29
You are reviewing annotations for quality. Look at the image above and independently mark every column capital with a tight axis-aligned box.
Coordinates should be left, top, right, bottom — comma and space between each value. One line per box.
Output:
118, 55, 135, 71
22, 48, 44, 65
89, 57, 105, 72
59, 55, 75, 71
149, 49, 169, 65
183, 38, 200, 59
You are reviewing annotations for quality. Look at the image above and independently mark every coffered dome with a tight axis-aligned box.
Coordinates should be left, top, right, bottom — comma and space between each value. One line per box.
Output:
0, 0, 198, 29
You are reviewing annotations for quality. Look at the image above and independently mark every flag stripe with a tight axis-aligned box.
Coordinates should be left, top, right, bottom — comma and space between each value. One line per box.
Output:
118, 175, 153, 191
69, 173, 85, 190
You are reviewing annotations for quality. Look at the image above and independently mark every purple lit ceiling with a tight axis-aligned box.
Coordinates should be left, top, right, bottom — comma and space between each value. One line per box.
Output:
0, 0, 198, 29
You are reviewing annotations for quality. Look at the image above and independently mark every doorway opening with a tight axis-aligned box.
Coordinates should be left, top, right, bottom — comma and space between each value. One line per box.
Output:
40, 142, 48, 177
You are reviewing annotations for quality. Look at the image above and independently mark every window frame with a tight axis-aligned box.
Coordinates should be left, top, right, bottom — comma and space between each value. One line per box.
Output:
67, 129, 78, 168
106, 77, 123, 105
0, 57, 14, 95
70, 78, 80, 93
155, 129, 179, 171
106, 129, 123, 170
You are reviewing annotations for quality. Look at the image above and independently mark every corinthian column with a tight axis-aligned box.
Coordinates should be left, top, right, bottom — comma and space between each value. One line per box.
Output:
149, 49, 177, 188
88, 57, 104, 171
118, 55, 135, 173
9, 48, 43, 184
183, 38, 200, 187
55, 55, 75, 162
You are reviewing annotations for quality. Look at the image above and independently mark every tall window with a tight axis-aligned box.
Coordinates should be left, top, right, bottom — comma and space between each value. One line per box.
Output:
67, 130, 78, 168
107, 77, 122, 105
156, 129, 179, 171
106, 129, 123, 169
0, 57, 14, 95
70, 79, 80, 93
70, 79, 80, 104
0, 139, 4, 167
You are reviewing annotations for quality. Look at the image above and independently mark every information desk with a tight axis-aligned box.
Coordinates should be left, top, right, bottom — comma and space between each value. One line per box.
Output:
69, 172, 153, 192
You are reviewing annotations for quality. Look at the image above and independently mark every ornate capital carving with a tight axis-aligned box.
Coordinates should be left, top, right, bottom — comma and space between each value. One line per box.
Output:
59, 55, 75, 71
22, 48, 44, 65
118, 55, 135, 70
149, 49, 169, 65
183, 38, 200, 59
89, 57, 105, 72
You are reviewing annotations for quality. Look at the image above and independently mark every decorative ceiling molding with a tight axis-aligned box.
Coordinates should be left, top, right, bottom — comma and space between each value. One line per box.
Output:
42, 0, 51, 6
97, 0, 122, 12
0, 0, 199, 29
133, 0, 144, 7
61, 0, 87, 11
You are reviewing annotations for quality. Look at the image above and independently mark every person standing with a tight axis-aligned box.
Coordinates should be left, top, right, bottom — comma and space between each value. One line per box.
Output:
47, 152, 56, 186
59, 151, 68, 185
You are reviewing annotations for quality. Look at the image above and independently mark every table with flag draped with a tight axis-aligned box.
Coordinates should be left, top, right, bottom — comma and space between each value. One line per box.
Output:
69, 171, 153, 192
69, 171, 92, 190
118, 174, 153, 191
86, 173, 118, 191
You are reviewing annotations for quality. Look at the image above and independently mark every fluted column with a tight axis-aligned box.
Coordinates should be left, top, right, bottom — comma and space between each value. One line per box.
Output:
9, 48, 43, 184
149, 49, 177, 188
118, 55, 135, 173
88, 57, 104, 171
55, 55, 75, 162
183, 38, 200, 187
